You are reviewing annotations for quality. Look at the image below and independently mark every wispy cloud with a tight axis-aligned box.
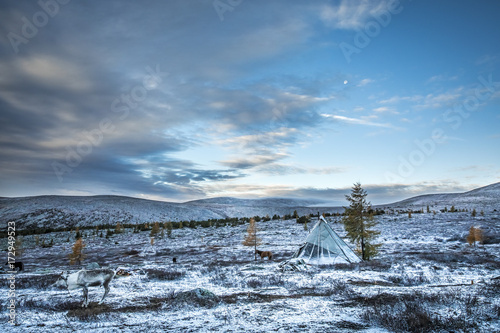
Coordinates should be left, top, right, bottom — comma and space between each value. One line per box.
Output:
427, 74, 459, 83
319, 0, 391, 30
373, 106, 398, 114
358, 78, 374, 87
321, 114, 402, 130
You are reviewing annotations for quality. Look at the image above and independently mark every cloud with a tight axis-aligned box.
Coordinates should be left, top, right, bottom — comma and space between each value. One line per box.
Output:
321, 114, 402, 130
319, 0, 391, 30
373, 106, 398, 114
358, 78, 374, 87
202, 182, 474, 206
427, 74, 459, 83
220, 154, 288, 169
379, 90, 463, 110
257, 164, 346, 176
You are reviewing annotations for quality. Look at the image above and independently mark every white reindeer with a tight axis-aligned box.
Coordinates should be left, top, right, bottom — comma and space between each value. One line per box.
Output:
54, 269, 115, 307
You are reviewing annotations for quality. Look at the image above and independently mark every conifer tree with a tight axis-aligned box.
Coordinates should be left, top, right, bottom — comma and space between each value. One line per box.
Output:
166, 221, 173, 238
69, 238, 86, 265
471, 208, 477, 217
242, 218, 262, 260
342, 182, 380, 260
115, 222, 123, 234
427, 205, 430, 213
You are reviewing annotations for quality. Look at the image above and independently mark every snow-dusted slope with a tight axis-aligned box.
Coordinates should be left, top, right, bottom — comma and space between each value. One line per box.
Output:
0, 195, 327, 230
1, 182, 499, 230
386, 182, 500, 209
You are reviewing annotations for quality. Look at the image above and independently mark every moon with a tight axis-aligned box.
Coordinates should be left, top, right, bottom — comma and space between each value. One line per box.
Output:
343, 80, 348, 85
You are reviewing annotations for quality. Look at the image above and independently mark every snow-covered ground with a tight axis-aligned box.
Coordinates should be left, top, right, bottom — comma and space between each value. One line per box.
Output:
1, 209, 499, 332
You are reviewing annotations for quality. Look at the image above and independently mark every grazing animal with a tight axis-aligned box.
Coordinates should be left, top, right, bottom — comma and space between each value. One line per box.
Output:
54, 269, 115, 307
5, 262, 23, 271
255, 250, 273, 260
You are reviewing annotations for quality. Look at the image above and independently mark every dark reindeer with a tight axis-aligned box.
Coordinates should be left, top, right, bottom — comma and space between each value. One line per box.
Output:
5, 262, 23, 271
255, 249, 273, 260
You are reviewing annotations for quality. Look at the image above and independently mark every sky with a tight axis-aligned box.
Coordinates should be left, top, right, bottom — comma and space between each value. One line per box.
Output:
0, 0, 499, 205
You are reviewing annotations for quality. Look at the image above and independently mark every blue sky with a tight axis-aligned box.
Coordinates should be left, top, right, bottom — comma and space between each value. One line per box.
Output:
0, 0, 499, 205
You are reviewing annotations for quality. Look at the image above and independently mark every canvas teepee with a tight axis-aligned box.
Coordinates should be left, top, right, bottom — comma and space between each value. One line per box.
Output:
292, 216, 361, 264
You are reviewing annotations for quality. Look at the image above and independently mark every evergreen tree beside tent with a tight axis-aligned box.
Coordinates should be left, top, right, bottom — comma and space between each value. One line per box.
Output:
292, 216, 361, 264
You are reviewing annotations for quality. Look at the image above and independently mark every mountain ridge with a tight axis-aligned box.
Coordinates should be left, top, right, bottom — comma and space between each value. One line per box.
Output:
1, 182, 498, 230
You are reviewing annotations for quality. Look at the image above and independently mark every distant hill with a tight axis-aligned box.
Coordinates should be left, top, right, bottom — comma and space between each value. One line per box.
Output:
385, 182, 500, 209
0, 195, 330, 230
1, 182, 499, 230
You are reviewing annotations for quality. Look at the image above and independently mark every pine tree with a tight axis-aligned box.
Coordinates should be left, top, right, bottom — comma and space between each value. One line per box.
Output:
69, 238, 86, 265
166, 221, 173, 238
450, 205, 456, 213
471, 208, 477, 217
293, 210, 299, 218
242, 218, 262, 260
427, 205, 430, 213
342, 182, 380, 261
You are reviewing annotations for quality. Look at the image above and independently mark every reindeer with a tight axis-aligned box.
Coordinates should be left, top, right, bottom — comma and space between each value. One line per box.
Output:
54, 269, 115, 308
255, 249, 273, 260
5, 262, 23, 272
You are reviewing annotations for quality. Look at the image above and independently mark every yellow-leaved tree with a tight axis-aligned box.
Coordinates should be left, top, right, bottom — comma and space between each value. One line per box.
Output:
242, 218, 262, 260
69, 238, 87, 265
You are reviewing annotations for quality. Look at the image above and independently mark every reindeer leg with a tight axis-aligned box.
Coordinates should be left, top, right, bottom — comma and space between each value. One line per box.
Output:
99, 282, 110, 304
82, 286, 88, 308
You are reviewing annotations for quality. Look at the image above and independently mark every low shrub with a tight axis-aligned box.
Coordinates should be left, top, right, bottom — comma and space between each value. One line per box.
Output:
144, 268, 185, 281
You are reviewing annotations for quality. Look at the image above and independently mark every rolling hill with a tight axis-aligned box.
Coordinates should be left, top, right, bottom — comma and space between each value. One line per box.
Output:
1, 182, 499, 230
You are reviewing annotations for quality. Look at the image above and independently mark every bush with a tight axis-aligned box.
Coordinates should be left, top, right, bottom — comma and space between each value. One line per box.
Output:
387, 272, 431, 286
144, 268, 185, 281
296, 216, 310, 224
174, 288, 220, 308
246, 278, 263, 288
361, 290, 496, 332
